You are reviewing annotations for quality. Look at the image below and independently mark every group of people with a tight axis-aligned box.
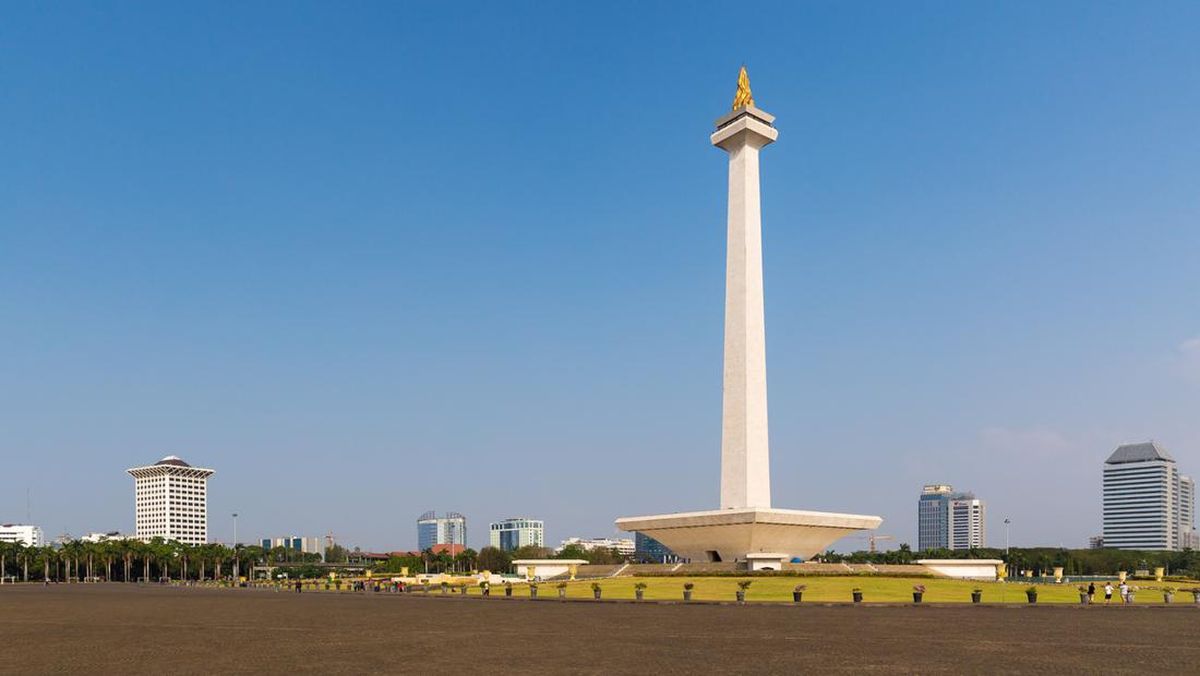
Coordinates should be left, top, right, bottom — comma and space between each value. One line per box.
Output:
1085, 581, 1137, 605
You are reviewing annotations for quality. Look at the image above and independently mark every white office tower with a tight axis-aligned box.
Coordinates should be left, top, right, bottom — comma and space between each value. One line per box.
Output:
1103, 442, 1195, 550
127, 455, 214, 546
918, 484, 985, 551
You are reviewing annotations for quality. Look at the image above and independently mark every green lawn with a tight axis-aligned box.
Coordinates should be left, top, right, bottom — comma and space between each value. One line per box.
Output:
461, 576, 1192, 604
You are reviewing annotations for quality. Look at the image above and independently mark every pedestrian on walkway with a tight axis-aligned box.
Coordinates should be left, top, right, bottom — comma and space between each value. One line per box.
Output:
1103, 582, 1113, 605
1087, 582, 1095, 603
1119, 581, 1129, 604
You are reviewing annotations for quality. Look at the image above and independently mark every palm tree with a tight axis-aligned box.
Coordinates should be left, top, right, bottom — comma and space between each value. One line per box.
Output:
16, 542, 30, 582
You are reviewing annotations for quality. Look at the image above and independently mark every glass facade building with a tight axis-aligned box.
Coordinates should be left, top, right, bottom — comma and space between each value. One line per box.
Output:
488, 517, 544, 552
634, 532, 679, 563
416, 511, 467, 552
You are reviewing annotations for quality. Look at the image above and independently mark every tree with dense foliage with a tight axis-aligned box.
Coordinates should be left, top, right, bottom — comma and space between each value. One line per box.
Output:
476, 546, 511, 573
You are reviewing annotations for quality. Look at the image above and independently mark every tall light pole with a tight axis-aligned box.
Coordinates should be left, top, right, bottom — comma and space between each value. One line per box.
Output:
232, 513, 239, 582
1004, 517, 1011, 579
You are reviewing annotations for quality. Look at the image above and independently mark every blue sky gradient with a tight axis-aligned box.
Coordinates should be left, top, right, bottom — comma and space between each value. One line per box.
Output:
2, 2, 1199, 551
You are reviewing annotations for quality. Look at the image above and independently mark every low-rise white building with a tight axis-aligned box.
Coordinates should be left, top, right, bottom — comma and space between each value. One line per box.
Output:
556, 537, 635, 557
81, 531, 129, 543
0, 524, 43, 547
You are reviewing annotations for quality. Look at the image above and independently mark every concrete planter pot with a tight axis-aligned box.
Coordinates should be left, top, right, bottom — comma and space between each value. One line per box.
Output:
1079, 593, 1089, 605
635, 590, 644, 601
441, 586, 448, 595
504, 586, 512, 598
971, 592, 982, 604
530, 587, 538, 599
460, 586, 468, 596
683, 590, 693, 602
852, 591, 863, 603
592, 589, 602, 600
912, 592, 923, 603
1192, 591, 1200, 604
1026, 590, 1038, 604
1127, 593, 1135, 605
1163, 593, 1173, 604
792, 592, 803, 603
735, 591, 746, 603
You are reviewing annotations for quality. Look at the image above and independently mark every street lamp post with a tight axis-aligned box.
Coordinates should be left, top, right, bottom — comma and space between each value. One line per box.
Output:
232, 513, 239, 581
1004, 518, 1011, 578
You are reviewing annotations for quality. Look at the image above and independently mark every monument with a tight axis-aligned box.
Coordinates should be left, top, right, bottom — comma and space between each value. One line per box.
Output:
616, 68, 881, 567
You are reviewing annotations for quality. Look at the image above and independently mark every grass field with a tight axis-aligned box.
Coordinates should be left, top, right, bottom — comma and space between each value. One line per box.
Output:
445, 576, 1193, 604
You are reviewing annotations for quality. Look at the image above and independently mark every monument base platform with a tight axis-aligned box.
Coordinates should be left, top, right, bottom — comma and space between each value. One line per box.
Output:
616, 507, 881, 564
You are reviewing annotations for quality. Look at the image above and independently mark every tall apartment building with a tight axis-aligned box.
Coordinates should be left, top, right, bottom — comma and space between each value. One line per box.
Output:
0, 524, 43, 547
416, 511, 467, 552
489, 517, 544, 552
1103, 442, 1197, 550
917, 484, 986, 551
126, 455, 214, 546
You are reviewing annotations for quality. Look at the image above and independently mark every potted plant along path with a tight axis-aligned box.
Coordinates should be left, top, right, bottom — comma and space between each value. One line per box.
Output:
1189, 587, 1200, 605
529, 582, 539, 599
683, 582, 694, 602
1077, 585, 1090, 605
912, 584, 926, 603
736, 580, 752, 604
634, 582, 647, 601
971, 588, 982, 604
852, 587, 863, 604
504, 581, 513, 598
591, 582, 602, 600
1025, 586, 1038, 604
792, 584, 806, 603
459, 582, 469, 596
440, 581, 449, 595
557, 582, 568, 600
1163, 587, 1175, 604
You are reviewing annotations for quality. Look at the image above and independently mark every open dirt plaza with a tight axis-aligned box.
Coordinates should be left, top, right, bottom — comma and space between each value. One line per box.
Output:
2, 584, 1199, 674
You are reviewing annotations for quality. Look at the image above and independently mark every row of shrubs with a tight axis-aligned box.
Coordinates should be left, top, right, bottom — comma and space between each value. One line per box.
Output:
630, 570, 935, 579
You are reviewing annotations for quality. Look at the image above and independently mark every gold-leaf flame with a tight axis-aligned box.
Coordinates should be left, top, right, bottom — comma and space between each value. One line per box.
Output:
732, 66, 754, 110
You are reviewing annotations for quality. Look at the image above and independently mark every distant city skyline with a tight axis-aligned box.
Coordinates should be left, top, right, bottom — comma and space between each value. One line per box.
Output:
3, 3, 1200, 550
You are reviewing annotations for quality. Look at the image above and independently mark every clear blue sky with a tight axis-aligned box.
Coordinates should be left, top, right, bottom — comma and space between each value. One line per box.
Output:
2, 2, 1199, 551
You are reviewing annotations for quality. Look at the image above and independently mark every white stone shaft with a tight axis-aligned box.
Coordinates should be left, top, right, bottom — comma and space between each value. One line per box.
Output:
711, 108, 778, 510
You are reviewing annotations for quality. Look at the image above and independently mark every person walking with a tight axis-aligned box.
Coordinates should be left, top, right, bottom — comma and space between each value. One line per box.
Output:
1104, 582, 1114, 605
1087, 582, 1096, 603
1119, 581, 1129, 604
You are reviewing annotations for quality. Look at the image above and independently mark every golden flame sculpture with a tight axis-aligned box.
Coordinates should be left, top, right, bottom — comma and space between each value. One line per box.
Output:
732, 65, 754, 110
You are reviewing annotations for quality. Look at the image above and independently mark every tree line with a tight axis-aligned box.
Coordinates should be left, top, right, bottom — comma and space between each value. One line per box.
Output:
0, 538, 319, 583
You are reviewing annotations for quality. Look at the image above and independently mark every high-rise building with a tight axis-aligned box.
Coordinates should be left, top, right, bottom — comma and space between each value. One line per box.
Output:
126, 455, 214, 546
489, 517, 544, 552
261, 536, 324, 560
1103, 442, 1196, 550
416, 511, 466, 552
917, 484, 986, 551
0, 524, 43, 547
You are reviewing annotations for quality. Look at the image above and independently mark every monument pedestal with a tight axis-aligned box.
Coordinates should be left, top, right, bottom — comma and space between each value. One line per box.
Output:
617, 507, 881, 564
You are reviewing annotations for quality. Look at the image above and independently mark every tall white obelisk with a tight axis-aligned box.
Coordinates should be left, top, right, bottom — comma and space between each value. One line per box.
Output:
712, 67, 777, 510
615, 68, 881, 564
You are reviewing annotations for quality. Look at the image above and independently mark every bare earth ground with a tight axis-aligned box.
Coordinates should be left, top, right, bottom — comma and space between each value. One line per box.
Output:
2, 585, 1198, 674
